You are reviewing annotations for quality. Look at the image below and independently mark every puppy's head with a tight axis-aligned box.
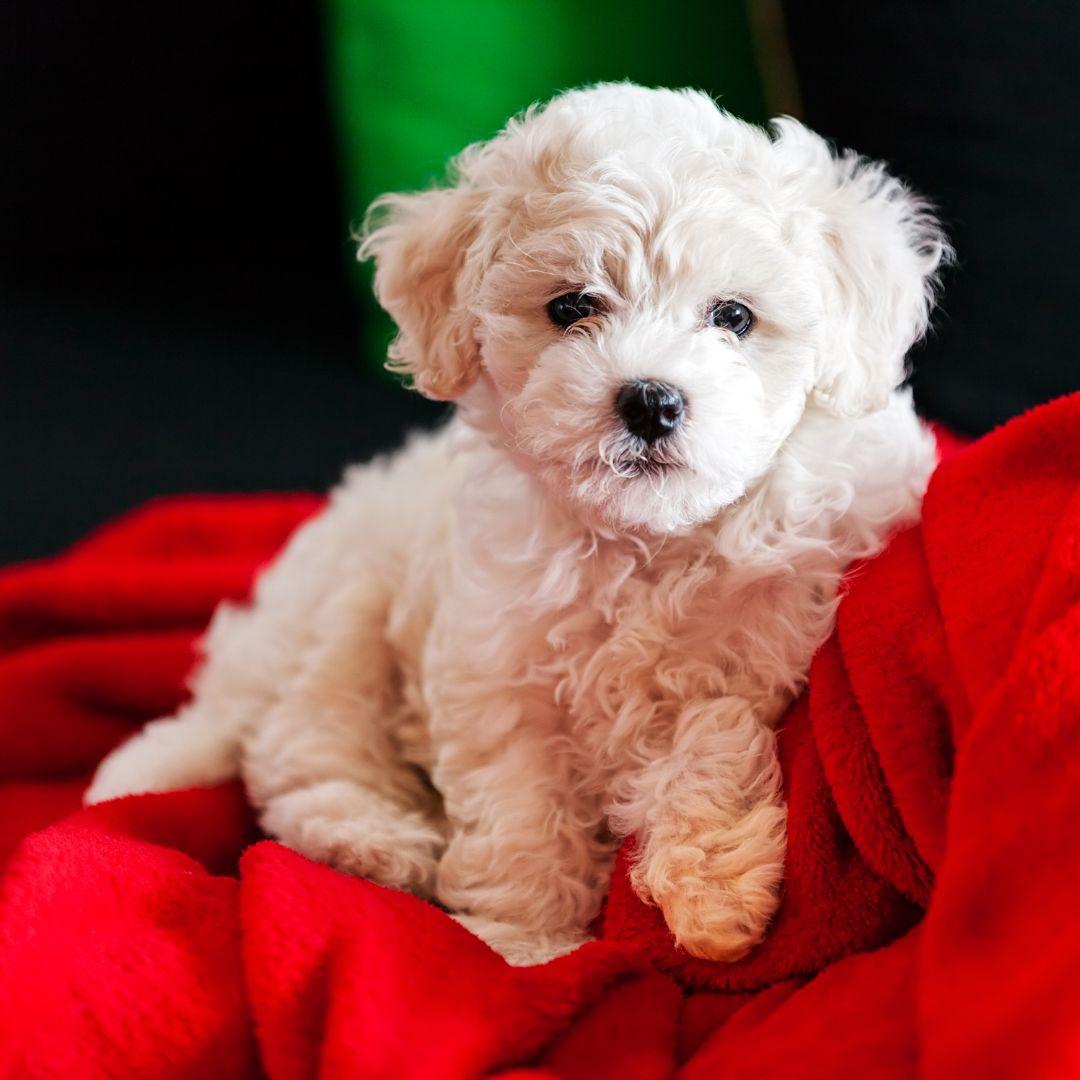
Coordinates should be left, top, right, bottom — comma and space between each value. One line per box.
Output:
361, 84, 947, 534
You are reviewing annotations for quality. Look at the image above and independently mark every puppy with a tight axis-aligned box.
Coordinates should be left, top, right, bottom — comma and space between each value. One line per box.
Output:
87, 84, 946, 966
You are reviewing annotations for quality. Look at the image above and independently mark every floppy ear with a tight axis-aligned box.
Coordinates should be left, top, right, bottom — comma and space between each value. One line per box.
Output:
359, 185, 484, 401
775, 120, 950, 416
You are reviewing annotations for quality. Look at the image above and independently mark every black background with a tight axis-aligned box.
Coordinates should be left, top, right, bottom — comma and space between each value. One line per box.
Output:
4, 2, 442, 564
783, 1, 1080, 437
6, 1, 1079, 563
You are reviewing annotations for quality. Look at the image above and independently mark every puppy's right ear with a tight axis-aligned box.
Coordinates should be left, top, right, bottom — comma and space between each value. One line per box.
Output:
359, 185, 484, 400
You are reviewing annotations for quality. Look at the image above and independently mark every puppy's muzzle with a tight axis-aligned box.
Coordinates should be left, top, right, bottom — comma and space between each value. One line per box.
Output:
616, 380, 685, 444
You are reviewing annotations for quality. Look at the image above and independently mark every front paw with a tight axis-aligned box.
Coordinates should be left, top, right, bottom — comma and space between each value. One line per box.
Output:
654, 880, 776, 962
635, 838, 784, 962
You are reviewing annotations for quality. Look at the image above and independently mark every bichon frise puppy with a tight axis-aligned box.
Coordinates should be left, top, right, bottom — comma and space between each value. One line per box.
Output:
87, 84, 946, 966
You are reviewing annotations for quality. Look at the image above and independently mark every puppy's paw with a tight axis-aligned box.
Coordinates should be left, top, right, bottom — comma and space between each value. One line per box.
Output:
260, 780, 446, 898
451, 913, 591, 966
655, 879, 777, 962
635, 835, 784, 962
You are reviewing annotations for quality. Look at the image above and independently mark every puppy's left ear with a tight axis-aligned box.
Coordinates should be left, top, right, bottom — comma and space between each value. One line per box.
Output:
776, 120, 950, 416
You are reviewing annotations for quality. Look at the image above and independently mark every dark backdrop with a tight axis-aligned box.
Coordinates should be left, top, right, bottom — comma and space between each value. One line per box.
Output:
4, 1, 442, 564
782, 0, 1080, 434
6, 1, 1079, 563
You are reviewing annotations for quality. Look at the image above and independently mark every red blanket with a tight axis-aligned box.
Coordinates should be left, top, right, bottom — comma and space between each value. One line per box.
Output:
1, 396, 1078, 1079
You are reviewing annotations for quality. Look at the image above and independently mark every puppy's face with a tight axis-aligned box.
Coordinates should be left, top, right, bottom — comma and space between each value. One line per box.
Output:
363, 85, 946, 535
472, 173, 820, 533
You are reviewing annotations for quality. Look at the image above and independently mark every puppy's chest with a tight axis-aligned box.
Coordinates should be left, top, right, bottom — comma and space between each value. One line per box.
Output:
397, 467, 831, 770
552, 569, 748, 741
429, 542, 756, 745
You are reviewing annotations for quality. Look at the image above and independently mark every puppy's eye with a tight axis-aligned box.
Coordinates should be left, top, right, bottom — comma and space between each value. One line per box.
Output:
708, 300, 754, 337
547, 291, 597, 328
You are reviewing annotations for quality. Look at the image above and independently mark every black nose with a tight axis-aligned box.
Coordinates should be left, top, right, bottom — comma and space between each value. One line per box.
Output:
615, 380, 685, 444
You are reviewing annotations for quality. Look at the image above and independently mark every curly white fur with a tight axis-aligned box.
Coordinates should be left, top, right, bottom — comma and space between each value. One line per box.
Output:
86, 84, 946, 966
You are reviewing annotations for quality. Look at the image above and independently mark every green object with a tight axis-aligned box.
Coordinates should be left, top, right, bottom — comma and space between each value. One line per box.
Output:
324, 0, 769, 369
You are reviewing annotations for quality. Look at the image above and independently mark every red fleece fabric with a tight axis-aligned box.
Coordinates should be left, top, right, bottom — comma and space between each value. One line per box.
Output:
1, 396, 1078, 1079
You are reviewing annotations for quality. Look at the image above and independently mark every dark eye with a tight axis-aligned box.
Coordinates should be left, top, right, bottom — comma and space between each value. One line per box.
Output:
547, 291, 597, 328
708, 300, 754, 337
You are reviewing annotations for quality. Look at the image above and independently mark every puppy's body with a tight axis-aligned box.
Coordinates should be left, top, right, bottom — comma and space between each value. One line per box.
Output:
87, 85, 945, 965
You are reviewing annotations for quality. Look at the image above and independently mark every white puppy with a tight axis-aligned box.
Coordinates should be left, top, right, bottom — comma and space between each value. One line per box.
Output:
87, 84, 946, 966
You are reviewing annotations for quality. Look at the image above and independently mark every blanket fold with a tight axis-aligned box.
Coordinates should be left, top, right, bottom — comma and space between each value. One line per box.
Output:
1, 396, 1077, 1078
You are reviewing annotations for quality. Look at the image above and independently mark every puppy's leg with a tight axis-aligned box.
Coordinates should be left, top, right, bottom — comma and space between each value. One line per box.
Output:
244, 583, 446, 898
618, 697, 786, 963
433, 729, 613, 966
